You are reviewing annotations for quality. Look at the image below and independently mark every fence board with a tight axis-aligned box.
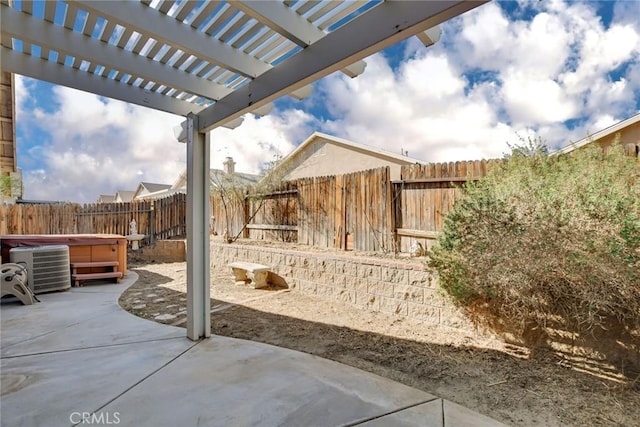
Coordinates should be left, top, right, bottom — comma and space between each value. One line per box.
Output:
395, 159, 499, 252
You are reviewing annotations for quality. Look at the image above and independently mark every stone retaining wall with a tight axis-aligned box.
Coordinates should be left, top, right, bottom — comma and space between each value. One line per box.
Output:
211, 242, 474, 331
134, 240, 186, 263
211, 242, 640, 371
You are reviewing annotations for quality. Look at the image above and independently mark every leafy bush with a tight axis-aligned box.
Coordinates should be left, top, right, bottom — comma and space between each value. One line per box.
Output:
428, 140, 640, 334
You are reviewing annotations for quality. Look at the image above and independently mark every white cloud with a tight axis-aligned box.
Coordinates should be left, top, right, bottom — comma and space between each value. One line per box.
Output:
502, 73, 578, 125
561, 24, 639, 95
402, 54, 466, 101
319, 52, 513, 162
13, 1, 640, 202
208, 108, 317, 174
17, 82, 185, 202
15, 79, 317, 202
613, 0, 640, 30
457, 2, 511, 69
318, 0, 640, 154
13, 75, 28, 114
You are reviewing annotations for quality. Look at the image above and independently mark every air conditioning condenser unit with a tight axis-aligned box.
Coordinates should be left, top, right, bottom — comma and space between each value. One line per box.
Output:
9, 245, 71, 294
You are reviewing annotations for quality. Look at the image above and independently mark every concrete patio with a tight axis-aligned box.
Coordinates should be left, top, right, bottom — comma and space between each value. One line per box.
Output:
0, 273, 504, 427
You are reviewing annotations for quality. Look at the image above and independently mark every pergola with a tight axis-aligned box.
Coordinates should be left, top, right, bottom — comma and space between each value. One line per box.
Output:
1, 0, 485, 340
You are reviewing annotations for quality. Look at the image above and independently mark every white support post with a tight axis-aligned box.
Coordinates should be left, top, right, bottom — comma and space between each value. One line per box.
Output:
185, 113, 211, 340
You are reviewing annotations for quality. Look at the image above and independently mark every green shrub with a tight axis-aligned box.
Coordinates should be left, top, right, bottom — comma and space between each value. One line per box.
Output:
428, 140, 640, 334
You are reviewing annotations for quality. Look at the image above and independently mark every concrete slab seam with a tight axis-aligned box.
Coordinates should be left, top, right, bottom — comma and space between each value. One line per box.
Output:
0, 307, 123, 351
1, 336, 188, 360
0, 329, 58, 353
3, 305, 129, 350
75, 339, 203, 426
341, 397, 440, 427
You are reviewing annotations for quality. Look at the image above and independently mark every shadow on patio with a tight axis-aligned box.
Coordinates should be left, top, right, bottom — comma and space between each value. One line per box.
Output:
1, 271, 503, 427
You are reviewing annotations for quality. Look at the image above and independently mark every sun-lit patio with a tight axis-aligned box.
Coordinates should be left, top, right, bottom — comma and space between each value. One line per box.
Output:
0, 275, 503, 426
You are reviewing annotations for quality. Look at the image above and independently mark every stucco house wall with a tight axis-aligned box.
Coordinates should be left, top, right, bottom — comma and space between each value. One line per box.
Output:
276, 132, 424, 181
596, 119, 640, 154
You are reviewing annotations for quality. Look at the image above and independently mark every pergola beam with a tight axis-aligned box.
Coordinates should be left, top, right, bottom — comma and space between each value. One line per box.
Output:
71, 0, 271, 79
1, 47, 197, 116
0, 5, 231, 101
197, 1, 486, 132
235, 1, 367, 78
234, 0, 320, 47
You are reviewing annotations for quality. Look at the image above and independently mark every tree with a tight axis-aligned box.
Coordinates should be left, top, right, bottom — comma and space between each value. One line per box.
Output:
211, 155, 289, 243
1, 173, 21, 201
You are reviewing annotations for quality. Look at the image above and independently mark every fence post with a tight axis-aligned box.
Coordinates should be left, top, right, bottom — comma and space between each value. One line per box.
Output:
385, 170, 396, 253
243, 194, 250, 239
149, 203, 156, 245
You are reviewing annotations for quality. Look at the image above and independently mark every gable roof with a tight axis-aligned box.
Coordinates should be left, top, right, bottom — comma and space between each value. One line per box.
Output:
554, 113, 640, 155
114, 190, 135, 203
97, 194, 115, 203
209, 169, 259, 188
268, 131, 425, 179
172, 169, 259, 191
133, 182, 174, 200
139, 182, 172, 193
298, 132, 424, 163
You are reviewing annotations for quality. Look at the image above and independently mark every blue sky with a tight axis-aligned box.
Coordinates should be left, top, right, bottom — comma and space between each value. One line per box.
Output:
14, 0, 640, 203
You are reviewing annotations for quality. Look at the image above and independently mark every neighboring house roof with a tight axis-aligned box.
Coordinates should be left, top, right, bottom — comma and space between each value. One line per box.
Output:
97, 194, 115, 203
133, 182, 172, 200
553, 113, 640, 155
266, 131, 425, 181
140, 182, 172, 193
171, 171, 185, 190
114, 190, 135, 203
144, 188, 185, 199
209, 169, 259, 188
172, 169, 259, 191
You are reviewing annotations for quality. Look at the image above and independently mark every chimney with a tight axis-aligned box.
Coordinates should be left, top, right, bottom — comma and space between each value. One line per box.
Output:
223, 157, 235, 174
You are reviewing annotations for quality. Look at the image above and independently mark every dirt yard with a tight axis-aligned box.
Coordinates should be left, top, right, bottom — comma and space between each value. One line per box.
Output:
119, 260, 639, 427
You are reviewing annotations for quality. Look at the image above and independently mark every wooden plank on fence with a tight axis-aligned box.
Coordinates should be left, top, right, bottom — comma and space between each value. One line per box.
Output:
245, 224, 297, 231
396, 228, 440, 239
395, 158, 497, 252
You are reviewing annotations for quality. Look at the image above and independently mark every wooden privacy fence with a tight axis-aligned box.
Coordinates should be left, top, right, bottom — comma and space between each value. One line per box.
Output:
3, 162, 498, 253
76, 200, 152, 239
338, 167, 394, 251
210, 167, 397, 252
210, 182, 298, 241
152, 192, 187, 240
210, 168, 394, 251
246, 182, 298, 242
0, 193, 186, 243
394, 160, 498, 252
210, 162, 496, 252
0, 202, 78, 235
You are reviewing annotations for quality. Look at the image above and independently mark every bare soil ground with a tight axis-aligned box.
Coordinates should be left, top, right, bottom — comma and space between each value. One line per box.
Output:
119, 260, 640, 427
